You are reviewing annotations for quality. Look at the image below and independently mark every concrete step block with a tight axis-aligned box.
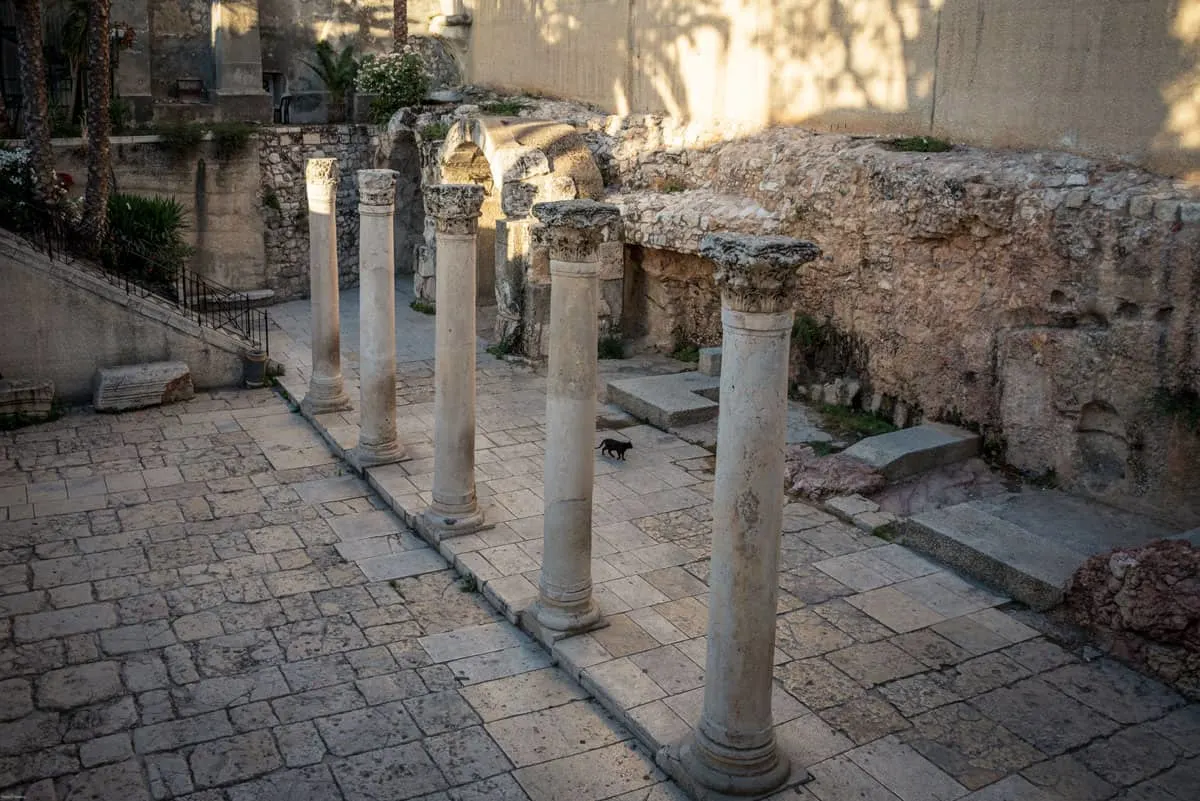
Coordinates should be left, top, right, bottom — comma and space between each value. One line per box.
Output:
93, 361, 194, 412
841, 422, 981, 481
901, 501, 1083, 610
605, 372, 720, 429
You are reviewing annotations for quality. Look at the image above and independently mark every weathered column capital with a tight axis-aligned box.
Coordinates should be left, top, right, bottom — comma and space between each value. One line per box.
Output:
305, 158, 339, 211
531, 200, 622, 263
357, 169, 397, 211
701, 233, 821, 315
425, 183, 485, 235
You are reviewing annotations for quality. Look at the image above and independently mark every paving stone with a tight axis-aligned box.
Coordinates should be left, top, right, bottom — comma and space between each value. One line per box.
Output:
1000, 639, 1076, 673
1147, 705, 1200, 756
1021, 754, 1117, 801
808, 754, 902, 801
0, 743, 78, 788
447, 643, 552, 685
145, 752, 194, 799
133, 711, 235, 754
229, 700, 281, 732
819, 694, 912, 744
78, 732, 133, 768
512, 740, 663, 801
848, 734, 968, 801
972, 678, 1120, 756
947, 652, 1031, 696
847, 587, 946, 634
424, 726, 513, 784
193, 630, 283, 677
584, 656, 668, 709
448, 772, 534, 801
1041, 661, 1184, 725
275, 720, 327, 767
404, 690, 484, 735
776, 657, 864, 710
137, 689, 175, 725
0, 677, 34, 720
827, 641, 927, 686
356, 669, 429, 704
36, 662, 123, 710
589, 614, 663, 658
61, 696, 139, 743
901, 702, 1045, 790
56, 760, 151, 801
959, 775, 1061, 801
460, 668, 589, 722
775, 713, 855, 765
281, 654, 353, 692
190, 730, 283, 788
225, 764, 343, 801
1077, 725, 1182, 787
13, 603, 118, 641
776, 609, 856, 659
99, 621, 177, 655
314, 702, 422, 756
332, 742, 449, 801
486, 700, 628, 767
931, 616, 1017, 656
270, 682, 365, 724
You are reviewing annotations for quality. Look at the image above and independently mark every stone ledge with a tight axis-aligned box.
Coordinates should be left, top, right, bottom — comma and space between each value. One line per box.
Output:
609, 190, 782, 254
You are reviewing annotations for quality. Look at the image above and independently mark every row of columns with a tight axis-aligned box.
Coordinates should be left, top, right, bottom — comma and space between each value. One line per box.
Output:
300, 157, 823, 799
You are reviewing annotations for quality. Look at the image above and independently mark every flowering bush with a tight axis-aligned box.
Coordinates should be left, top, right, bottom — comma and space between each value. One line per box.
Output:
356, 50, 429, 124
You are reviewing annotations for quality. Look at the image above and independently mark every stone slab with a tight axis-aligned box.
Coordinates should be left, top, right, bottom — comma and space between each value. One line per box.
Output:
902, 491, 1186, 610
0, 378, 54, 418
606, 372, 721, 429
841, 423, 980, 481
697, 348, 722, 377
93, 362, 194, 412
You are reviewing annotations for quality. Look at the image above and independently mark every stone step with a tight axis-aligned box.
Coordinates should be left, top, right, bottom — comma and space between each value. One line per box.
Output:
840, 422, 980, 481
605, 371, 721, 429
901, 491, 1188, 610
93, 361, 194, 412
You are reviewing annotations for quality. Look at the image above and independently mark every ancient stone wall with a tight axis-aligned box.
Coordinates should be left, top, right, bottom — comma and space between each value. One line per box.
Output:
589, 115, 1200, 526
258, 124, 385, 299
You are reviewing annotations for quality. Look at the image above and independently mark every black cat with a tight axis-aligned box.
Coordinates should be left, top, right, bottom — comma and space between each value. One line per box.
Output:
596, 437, 633, 460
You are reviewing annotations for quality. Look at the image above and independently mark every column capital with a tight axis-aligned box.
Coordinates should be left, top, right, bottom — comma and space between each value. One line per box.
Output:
305, 158, 339, 189
531, 200, 622, 262
358, 169, 397, 210
425, 183, 485, 235
700, 233, 821, 314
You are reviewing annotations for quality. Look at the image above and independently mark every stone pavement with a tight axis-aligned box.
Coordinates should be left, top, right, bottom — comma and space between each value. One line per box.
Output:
1, 284, 1197, 801
0, 388, 684, 800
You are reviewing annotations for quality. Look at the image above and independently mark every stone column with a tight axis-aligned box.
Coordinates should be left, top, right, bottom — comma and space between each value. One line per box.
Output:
350, 169, 406, 467
530, 200, 621, 638
420, 184, 486, 537
665, 233, 821, 799
302, 158, 352, 415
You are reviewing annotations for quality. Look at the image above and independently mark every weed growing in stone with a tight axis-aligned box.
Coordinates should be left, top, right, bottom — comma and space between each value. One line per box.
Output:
479, 99, 529, 116
155, 122, 206, 161
420, 122, 450, 141
458, 574, 478, 593
818, 404, 897, 439
210, 121, 255, 161
672, 344, 700, 363
486, 331, 520, 358
410, 298, 436, 315
262, 189, 281, 212
598, 335, 626, 359
885, 136, 952, 153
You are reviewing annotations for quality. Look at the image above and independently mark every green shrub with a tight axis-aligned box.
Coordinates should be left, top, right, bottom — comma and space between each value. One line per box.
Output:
419, 122, 450, 141
885, 136, 952, 153
357, 50, 428, 124
104, 193, 192, 288
486, 330, 521, 358
410, 298, 436, 315
305, 40, 359, 123
598, 335, 626, 360
155, 122, 205, 160
671, 344, 700, 363
210, 121, 254, 161
479, 99, 528, 116
0, 146, 35, 230
110, 98, 133, 134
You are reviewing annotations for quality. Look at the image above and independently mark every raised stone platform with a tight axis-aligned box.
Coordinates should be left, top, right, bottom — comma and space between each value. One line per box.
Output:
841, 422, 981, 481
606, 371, 721, 429
0, 378, 54, 420
93, 361, 194, 412
902, 490, 1190, 610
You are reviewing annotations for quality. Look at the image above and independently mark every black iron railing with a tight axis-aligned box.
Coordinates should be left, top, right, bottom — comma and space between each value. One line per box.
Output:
1, 192, 269, 354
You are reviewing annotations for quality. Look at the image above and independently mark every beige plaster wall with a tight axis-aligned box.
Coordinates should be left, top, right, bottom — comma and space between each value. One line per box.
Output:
469, 0, 1200, 177
53, 136, 266, 291
0, 233, 246, 403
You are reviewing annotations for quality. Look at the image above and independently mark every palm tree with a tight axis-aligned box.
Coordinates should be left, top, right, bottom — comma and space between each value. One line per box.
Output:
304, 41, 357, 123
12, 0, 57, 204
82, 0, 112, 232
393, 0, 408, 52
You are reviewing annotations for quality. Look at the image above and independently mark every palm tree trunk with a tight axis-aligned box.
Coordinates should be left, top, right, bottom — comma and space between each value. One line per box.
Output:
393, 0, 408, 52
0, 83, 10, 137
83, 0, 113, 234
12, 0, 56, 205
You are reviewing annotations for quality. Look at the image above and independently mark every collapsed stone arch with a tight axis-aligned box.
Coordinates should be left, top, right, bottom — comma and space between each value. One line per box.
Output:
438, 117, 607, 354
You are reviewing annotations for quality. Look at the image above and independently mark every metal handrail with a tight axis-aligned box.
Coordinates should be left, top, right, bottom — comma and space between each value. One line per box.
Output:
0, 191, 269, 355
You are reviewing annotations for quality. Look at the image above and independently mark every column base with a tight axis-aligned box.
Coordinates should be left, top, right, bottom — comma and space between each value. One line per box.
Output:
301, 387, 352, 416
348, 440, 408, 470
527, 597, 604, 645
418, 506, 486, 540
657, 732, 808, 800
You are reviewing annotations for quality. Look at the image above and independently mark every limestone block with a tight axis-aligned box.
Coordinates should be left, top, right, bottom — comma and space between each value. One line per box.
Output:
597, 240, 624, 280
0, 379, 55, 419
600, 279, 624, 325
698, 347, 722, 377
93, 362, 194, 412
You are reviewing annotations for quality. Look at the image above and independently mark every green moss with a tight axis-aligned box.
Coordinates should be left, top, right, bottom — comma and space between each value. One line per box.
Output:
410, 299, 436, 315
818, 404, 897, 439
885, 136, 952, 153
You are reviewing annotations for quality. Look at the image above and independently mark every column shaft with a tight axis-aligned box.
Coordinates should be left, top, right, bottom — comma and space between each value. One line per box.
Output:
352, 170, 405, 467
303, 159, 351, 415
422, 184, 486, 537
